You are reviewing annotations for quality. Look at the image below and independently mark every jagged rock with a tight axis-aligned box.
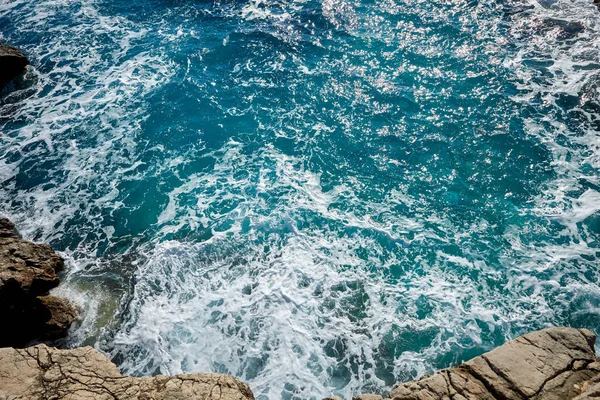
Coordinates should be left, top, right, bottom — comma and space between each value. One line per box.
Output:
0, 344, 255, 400
0, 45, 29, 89
0, 218, 63, 291
38, 295, 80, 339
0, 218, 78, 347
575, 373, 600, 399
388, 327, 597, 400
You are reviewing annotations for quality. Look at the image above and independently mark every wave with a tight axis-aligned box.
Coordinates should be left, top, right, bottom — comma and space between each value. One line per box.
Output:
1, 0, 600, 398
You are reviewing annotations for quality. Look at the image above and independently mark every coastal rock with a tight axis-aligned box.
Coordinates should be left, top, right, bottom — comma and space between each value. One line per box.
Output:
0, 344, 255, 400
0, 45, 29, 88
38, 295, 80, 339
388, 327, 597, 400
575, 373, 600, 399
0, 218, 78, 347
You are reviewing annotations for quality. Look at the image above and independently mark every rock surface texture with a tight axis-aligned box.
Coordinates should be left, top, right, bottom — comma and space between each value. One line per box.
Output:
0, 218, 78, 347
0, 44, 29, 88
0, 344, 255, 400
388, 327, 599, 400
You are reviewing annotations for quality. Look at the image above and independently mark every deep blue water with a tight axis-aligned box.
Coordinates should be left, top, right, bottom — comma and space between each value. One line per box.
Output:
2, 0, 600, 398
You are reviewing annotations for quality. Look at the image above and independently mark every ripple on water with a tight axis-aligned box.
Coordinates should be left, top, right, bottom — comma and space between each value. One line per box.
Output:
1, 0, 600, 398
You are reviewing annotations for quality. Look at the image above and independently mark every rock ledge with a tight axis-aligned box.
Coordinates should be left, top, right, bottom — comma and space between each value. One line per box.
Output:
386, 327, 600, 400
0, 344, 254, 400
326, 327, 600, 400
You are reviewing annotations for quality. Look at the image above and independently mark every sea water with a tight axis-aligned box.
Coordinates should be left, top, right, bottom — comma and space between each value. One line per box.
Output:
1, 0, 600, 398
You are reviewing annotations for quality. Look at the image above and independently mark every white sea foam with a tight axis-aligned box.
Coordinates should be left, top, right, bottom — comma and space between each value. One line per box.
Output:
1, 0, 600, 398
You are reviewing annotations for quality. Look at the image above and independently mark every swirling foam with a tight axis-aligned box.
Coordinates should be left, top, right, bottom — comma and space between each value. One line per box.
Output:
1, 0, 600, 398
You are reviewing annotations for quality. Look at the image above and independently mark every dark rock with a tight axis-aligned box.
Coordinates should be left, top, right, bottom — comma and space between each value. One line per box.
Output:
38, 295, 79, 339
0, 218, 78, 347
0, 45, 29, 89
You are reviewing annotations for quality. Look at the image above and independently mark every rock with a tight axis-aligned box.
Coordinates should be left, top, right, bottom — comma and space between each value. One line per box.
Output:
0, 218, 78, 347
0, 344, 255, 400
575, 374, 600, 399
586, 362, 600, 372
0, 218, 63, 293
388, 327, 597, 400
0, 45, 29, 89
353, 395, 385, 400
38, 295, 79, 339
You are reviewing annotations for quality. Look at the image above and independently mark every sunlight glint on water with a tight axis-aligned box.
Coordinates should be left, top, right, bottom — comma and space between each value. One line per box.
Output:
2, 0, 600, 398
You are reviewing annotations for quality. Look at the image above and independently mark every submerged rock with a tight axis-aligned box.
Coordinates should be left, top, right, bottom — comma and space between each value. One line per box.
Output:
0, 218, 78, 347
388, 327, 598, 400
0, 344, 255, 400
0, 45, 29, 89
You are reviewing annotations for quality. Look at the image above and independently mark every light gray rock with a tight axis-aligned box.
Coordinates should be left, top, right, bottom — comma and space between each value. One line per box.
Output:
388, 327, 597, 400
0, 344, 254, 400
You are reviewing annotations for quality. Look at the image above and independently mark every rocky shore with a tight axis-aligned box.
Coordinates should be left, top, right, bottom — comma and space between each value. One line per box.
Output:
0, 216, 600, 399
4, 328, 600, 400
339, 327, 600, 400
0, 218, 78, 347
384, 327, 600, 400
0, 217, 255, 400
0, 344, 254, 400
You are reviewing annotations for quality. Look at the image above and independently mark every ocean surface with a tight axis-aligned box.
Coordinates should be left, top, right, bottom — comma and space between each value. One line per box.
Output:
2, 0, 600, 397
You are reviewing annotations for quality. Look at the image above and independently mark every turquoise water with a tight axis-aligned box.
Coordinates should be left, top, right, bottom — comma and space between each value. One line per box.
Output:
2, 0, 600, 397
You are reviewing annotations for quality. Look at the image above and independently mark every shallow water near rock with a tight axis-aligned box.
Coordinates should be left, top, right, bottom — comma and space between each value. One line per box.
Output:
2, 0, 600, 398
